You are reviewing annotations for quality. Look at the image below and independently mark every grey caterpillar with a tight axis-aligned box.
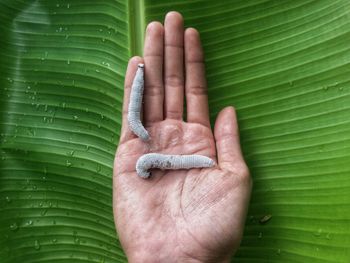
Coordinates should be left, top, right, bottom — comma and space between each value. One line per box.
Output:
136, 153, 215, 178
128, 63, 150, 141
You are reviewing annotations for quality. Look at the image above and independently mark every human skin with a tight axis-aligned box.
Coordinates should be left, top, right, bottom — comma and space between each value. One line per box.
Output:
113, 11, 252, 263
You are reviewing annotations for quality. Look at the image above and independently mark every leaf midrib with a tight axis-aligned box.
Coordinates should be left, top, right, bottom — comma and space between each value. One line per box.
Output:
128, 0, 145, 56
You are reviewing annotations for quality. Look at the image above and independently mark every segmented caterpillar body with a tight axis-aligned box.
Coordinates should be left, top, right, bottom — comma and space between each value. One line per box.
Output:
136, 153, 215, 178
127, 64, 150, 141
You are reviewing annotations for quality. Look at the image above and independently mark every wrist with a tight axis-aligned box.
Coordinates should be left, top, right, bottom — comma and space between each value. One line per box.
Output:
128, 254, 231, 263
122, 229, 235, 263
126, 246, 233, 263
125, 242, 174, 263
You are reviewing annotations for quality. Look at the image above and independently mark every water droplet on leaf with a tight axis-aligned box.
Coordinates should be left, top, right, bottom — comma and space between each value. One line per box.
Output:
10, 223, 19, 231
41, 209, 48, 216
34, 240, 40, 250
314, 228, 322, 237
259, 214, 272, 224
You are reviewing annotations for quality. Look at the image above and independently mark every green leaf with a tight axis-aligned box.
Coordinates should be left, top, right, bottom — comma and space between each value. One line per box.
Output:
1, 0, 350, 262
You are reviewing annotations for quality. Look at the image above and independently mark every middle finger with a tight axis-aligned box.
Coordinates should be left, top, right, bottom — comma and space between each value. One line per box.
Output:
164, 11, 184, 120
143, 22, 164, 126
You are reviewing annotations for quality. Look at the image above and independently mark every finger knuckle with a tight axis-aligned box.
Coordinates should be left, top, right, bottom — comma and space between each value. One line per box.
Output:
187, 85, 207, 96
165, 74, 184, 87
144, 84, 163, 97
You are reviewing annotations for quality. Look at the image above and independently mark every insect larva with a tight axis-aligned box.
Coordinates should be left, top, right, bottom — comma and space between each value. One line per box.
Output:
128, 63, 150, 141
136, 153, 215, 178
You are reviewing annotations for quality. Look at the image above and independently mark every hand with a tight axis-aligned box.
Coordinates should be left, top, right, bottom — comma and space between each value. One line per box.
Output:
113, 11, 252, 263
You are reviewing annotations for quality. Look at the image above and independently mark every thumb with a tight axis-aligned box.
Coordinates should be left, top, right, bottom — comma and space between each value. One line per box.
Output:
214, 106, 245, 171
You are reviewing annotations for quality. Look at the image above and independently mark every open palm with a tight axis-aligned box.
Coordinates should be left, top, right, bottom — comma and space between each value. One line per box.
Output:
113, 12, 252, 263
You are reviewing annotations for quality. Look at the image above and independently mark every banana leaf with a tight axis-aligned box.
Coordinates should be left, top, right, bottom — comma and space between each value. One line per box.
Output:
1, 0, 349, 262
